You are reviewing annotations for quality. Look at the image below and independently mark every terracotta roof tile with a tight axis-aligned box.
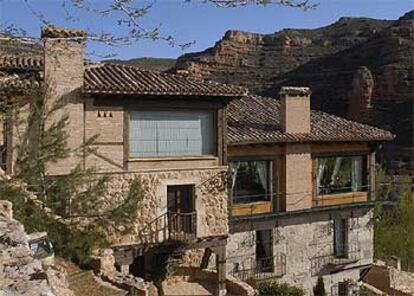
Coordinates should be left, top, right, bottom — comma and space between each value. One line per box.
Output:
227, 95, 395, 144
41, 26, 87, 39
83, 63, 247, 96
0, 55, 43, 71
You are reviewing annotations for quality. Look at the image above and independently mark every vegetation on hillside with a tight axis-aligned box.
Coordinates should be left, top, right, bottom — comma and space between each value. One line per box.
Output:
257, 281, 305, 296
374, 190, 414, 271
105, 57, 176, 72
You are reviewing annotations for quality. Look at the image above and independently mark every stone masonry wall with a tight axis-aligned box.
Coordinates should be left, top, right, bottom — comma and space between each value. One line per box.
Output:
104, 167, 228, 246
227, 207, 374, 294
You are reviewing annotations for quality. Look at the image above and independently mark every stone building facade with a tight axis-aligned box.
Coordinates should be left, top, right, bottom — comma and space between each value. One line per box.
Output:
0, 26, 395, 295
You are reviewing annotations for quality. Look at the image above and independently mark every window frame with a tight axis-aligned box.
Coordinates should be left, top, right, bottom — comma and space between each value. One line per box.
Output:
127, 109, 217, 159
229, 157, 277, 207
314, 152, 369, 197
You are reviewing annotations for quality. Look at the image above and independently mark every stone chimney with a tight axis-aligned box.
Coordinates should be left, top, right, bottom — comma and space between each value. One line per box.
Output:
280, 86, 311, 134
42, 26, 87, 174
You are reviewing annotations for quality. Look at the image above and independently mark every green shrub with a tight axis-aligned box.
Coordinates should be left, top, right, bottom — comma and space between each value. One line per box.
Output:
257, 281, 305, 296
0, 182, 108, 267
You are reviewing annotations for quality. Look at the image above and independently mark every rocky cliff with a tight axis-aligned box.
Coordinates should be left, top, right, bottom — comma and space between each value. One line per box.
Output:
175, 11, 414, 168
175, 16, 392, 94
0, 200, 74, 296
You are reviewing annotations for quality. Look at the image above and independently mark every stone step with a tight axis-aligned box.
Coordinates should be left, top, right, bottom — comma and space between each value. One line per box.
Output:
163, 282, 214, 296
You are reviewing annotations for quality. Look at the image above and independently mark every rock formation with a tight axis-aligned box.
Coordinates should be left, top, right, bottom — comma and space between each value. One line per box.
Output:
175, 11, 414, 167
175, 17, 392, 94
347, 66, 374, 121
0, 200, 74, 296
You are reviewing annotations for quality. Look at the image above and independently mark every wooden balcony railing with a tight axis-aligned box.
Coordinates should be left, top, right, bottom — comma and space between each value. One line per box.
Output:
138, 211, 197, 245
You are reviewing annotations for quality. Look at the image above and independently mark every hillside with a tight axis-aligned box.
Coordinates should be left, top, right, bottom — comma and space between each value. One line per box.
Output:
175, 16, 392, 94
105, 57, 175, 72
174, 11, 413, 169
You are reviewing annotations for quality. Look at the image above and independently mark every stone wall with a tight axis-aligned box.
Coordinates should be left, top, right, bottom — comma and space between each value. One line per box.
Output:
227, 207, 374, 294
105, 167, 229, 246
0, 200, 74, 296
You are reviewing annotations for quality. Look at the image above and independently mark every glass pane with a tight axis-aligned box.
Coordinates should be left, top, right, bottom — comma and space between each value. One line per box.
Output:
231, 160, 270, 204
317, 156, 365, 195
334, 218, 347, 258
129, 111, 214, 157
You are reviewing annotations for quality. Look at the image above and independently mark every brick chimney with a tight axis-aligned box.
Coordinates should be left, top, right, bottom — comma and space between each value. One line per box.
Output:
280, 86, 311, 134
42, 26, 87, 174
279, 87, 312, 212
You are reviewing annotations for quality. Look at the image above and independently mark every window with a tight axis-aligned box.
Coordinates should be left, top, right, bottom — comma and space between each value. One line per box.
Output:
338, 281, 349, 296
129, 110, 215, 157
334, 218, 348, 258
256, 230, 273, 273
316, 155, 367, 196
231, 160, 271, 204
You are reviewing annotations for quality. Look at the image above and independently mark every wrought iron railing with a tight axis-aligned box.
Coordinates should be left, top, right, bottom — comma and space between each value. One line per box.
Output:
310, 241, 360, 276
230, 253, 286, 283
138, 211, 197, 244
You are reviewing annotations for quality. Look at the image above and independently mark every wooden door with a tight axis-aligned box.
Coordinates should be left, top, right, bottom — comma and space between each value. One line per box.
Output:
167, 185, 195, 238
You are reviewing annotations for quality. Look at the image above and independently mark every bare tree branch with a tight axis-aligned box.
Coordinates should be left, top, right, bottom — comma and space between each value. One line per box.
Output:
201, 0, 318, 10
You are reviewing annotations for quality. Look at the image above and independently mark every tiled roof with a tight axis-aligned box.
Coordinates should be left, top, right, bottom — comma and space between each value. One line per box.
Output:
83, 63, 247, 96
0, 55, 43, 71
0, 56, 43, 93
227, 95, 395, 144
41, 26, 87, 39
0, 56, 247, 97
0, 72, 42, 93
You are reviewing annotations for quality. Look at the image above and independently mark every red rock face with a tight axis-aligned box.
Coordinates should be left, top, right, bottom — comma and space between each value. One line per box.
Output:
175, 11, 414, 166
175, 17, 392, 95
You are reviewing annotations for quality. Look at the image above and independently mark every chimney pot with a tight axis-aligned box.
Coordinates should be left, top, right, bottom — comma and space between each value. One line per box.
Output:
280, 86, 311, 134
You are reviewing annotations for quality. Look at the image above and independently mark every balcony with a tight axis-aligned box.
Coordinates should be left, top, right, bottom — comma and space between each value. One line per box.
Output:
138, 211, 197, 245
310, 241, 361, 276
230, 253, 286, 284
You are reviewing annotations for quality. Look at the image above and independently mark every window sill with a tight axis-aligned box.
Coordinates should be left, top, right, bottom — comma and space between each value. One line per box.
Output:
231, 201, 272, 217
313, 192, 368, 207
128, 155, 218, 162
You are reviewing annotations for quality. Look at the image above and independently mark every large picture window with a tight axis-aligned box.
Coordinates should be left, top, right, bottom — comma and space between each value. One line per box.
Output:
231, 160, 271, 204
129, 110, 215, 157
317, 155, 367, 196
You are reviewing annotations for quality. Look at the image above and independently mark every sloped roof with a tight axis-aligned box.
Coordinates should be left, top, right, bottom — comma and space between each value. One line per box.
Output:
227, 95, 395, 144
83, 63, 247, 96
0, 55, 247, 97
0, 56, 43, 93
0, 55, 395, 143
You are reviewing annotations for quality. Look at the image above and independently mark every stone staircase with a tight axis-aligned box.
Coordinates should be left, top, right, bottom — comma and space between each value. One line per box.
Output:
55, 257, 126, 296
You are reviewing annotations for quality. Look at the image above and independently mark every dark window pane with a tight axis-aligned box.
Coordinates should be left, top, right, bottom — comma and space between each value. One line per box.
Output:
231, 160, 270, 204
317, 155, 367, 195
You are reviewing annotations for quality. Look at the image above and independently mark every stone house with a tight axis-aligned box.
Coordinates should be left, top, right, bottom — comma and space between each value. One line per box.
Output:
0, 27, 395, 295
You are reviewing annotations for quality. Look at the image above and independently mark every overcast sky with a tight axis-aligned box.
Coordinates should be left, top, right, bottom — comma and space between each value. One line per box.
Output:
1, 0, 412, 60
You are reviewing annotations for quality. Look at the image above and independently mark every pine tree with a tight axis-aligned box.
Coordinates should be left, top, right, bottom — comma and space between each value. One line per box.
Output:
0, 86, 142, 266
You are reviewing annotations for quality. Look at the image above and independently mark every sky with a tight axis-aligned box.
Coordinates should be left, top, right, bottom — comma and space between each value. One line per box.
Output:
0, 0, 413, 60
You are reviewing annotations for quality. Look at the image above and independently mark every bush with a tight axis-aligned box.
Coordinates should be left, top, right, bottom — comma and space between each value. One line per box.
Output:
257, 281, 305, 296
0, 182, 108, 267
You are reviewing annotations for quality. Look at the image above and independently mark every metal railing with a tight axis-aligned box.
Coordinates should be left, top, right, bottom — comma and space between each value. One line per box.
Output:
310, 241, 360, 276
230, 253, 286, 284
138, 211, 197, 244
